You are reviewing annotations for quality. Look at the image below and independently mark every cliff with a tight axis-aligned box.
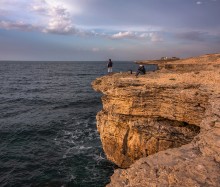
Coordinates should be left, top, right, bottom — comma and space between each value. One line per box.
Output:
92, 53, 220, 186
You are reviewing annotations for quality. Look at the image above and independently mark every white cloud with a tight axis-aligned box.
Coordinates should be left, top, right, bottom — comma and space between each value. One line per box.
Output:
0, 0, 84, 35
111, 31, 152, 39
31, 5, 47, 14
44, 18, 74, 34
30, 1, 76, 34
139, 33, 149, 38
0, 0, 164, 42
45, 0, 82, 15
196, 1, 203, 5
149, 33, 163, 42
110, 31, 163, 42
44, 7, 74, 34
111, 31, 134, 39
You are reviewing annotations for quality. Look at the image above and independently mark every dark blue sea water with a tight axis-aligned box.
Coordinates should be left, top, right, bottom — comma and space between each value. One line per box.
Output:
0, 61, 157, 187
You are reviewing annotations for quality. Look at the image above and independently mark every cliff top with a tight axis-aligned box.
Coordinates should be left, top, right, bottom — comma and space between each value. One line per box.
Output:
136, 53, 220, 65
94, 53, 220, 94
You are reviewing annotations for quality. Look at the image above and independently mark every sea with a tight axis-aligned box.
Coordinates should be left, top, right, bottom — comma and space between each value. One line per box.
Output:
0, 61, 157, 187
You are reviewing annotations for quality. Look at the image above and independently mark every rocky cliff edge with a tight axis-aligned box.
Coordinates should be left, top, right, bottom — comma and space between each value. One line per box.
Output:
92, 54, 220, 187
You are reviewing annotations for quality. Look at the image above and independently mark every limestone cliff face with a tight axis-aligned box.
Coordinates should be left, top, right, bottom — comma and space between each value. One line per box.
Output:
92, 54, 220, 186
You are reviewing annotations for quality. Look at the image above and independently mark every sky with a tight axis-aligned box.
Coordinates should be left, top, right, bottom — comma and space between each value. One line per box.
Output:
0, 0, 220, 61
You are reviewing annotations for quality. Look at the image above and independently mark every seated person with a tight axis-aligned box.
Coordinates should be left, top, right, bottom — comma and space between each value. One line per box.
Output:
136, 65, 146, 77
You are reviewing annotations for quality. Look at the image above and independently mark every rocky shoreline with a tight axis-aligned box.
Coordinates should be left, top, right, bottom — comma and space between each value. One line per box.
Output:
92, 53, 220, 186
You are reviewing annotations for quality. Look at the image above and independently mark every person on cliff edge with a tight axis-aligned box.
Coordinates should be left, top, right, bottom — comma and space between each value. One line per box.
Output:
107, 59, 113, 73
135, 65, 146, 77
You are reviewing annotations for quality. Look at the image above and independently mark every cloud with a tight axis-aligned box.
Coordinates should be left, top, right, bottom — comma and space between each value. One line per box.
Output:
44, 19, 75, 34
30, 1, 76, 34
0, 20, 39, 31
196, 1, 203, 5
110, 31, 163, 42
31, 4, 47, 14
111, 31, 135, 39
0, 0, 83, 35
43, 7, 74, 34
0, 0, 161, 43
149, 33, 163, 42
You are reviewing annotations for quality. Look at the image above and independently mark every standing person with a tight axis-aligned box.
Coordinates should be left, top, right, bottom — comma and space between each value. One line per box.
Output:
107, 59, 113, 73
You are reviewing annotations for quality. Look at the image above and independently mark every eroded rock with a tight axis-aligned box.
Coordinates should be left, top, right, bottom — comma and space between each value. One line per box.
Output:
92, 53, 220, 186
97, 111, 200, 168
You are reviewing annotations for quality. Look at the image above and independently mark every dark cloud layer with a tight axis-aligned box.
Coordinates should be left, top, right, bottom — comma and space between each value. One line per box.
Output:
0, 0, 219, 60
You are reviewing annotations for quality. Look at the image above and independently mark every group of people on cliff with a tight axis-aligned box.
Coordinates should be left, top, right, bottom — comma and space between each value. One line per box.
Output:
107, 59, 146, 77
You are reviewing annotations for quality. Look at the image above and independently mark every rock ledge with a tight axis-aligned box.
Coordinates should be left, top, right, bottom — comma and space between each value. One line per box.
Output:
92, 54, 220, 187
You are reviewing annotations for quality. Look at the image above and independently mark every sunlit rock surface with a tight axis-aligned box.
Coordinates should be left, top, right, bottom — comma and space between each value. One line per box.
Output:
92, 54, 220, 186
